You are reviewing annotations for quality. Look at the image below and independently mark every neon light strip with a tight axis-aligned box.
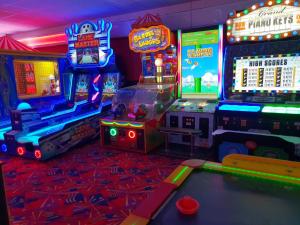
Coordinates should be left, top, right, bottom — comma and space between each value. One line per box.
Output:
219, 104, 261, 112
69, 74, 73, 101
218, 25, 224, 99
262, 106, 300, 114
172, 166, 189, 183
203, 162, 300, 184
43, 100, 87, 120
0, 127, 11, 140
17, 107, 103, 145
101, 120, 144, 128
177, 30, 182, 98
18, 33, 67, 47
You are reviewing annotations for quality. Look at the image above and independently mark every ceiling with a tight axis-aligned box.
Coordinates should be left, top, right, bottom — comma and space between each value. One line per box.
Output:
0, 0, 191, 35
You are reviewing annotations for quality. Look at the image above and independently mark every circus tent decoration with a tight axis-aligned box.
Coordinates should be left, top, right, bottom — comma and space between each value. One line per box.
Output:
0, 35, 38, 52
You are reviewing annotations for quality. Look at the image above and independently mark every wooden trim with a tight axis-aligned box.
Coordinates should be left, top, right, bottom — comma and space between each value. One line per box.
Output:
223, 154, 300, 179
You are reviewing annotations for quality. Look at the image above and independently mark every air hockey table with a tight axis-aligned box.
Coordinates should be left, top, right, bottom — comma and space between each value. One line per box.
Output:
121, 154, 300, 225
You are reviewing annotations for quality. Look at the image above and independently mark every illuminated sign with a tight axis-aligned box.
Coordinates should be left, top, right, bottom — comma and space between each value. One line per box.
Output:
65, 19, 113, 68
181, 29, 222, 98
129, 25, 170, 53
227, 1, 300, 42
74, 34, 99, 49
233, 54, 300, 93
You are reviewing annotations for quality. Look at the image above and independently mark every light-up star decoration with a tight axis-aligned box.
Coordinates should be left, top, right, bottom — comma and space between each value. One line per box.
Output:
65, 19, 113, 68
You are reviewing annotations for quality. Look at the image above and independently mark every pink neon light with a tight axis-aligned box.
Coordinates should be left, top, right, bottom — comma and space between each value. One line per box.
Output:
127, 113, 136, 119
218, 25, 224, 99
18, 33, 67, 47
177, 30, 182, 98
93, 74, 101, 84
92, 92, 100, 101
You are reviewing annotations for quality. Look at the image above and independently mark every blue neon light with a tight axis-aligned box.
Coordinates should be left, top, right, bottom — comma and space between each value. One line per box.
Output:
219, 104, 261, 112
17, 105, 103, 145
17, 102, 32, 110
1, 144, 7, 152
42, 100, 87, 120
0, 127, 11, 140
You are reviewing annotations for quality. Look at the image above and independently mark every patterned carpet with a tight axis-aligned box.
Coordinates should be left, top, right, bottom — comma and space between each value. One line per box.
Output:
0, 141, 181, 225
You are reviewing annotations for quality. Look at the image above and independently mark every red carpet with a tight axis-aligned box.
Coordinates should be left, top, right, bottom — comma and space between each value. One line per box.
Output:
1, 141, 181, 225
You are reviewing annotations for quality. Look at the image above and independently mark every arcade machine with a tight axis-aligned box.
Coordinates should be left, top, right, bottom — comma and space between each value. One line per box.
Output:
4, 19, 119, 160
0, 35, 68, 155
214, 1, 300, 161
100, 14, 177, 153
164, 26, 224, 151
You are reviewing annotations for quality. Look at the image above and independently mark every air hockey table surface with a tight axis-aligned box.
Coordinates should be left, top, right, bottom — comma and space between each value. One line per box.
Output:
121, 154, 300, 225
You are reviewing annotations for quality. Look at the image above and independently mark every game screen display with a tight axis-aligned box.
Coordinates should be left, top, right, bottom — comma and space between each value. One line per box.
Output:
76, 47, 99, 64
181, 29, 220, 98
233, 54, 300, 93
102, 73, 119, 94
14, 60, 60, 99
75, 74, 90, 102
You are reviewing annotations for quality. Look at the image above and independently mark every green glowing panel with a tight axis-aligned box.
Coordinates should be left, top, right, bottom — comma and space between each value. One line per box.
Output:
203, 163, 300, 184
172, 166, 189, 183
262, 106, 300, 114
110, 128, 117, 137
101, 120, 144, 128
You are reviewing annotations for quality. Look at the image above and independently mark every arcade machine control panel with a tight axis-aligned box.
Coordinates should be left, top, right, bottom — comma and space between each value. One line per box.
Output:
166, 99, 217, 148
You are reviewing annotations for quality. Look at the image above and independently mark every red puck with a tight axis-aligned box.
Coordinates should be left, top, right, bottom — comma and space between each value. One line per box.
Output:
176, 196, 199, 215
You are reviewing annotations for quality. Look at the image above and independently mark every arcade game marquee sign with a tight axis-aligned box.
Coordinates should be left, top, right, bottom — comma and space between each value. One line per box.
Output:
227, 0, 300, 42
129, 25, 171, 53
65, 19, 113, 68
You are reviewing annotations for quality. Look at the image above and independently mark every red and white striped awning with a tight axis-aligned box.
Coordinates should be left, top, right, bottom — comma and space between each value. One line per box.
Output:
0, 34, 38, 52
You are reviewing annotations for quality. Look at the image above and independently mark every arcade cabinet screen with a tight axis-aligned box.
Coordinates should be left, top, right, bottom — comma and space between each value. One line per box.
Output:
181, 29, 220, 98
233, 54, 300, 93
102, 73, 119, 94
14, 60, 60, 99
75, 74, 90, 102
77, 47, 99, 64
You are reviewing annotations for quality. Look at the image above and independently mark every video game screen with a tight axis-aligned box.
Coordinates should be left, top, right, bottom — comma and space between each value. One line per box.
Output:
222, 39, 300, 102
14, 60, 60, 99
76, 47, 99, 64
75, 74, 90, 102
233, 54, 300, 93
102, 73, 119, 94
181, 28, 221, 98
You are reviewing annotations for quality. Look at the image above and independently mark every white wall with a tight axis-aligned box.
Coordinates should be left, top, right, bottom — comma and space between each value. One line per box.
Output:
13, 0, 258, 40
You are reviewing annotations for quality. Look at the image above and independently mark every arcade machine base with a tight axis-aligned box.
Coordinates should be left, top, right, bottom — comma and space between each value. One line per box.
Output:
214, 130, 300, 162
165, 99, 217, 149
5, 102, 111, 160
215, 103, 300, 161
100, 118, 163, 154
